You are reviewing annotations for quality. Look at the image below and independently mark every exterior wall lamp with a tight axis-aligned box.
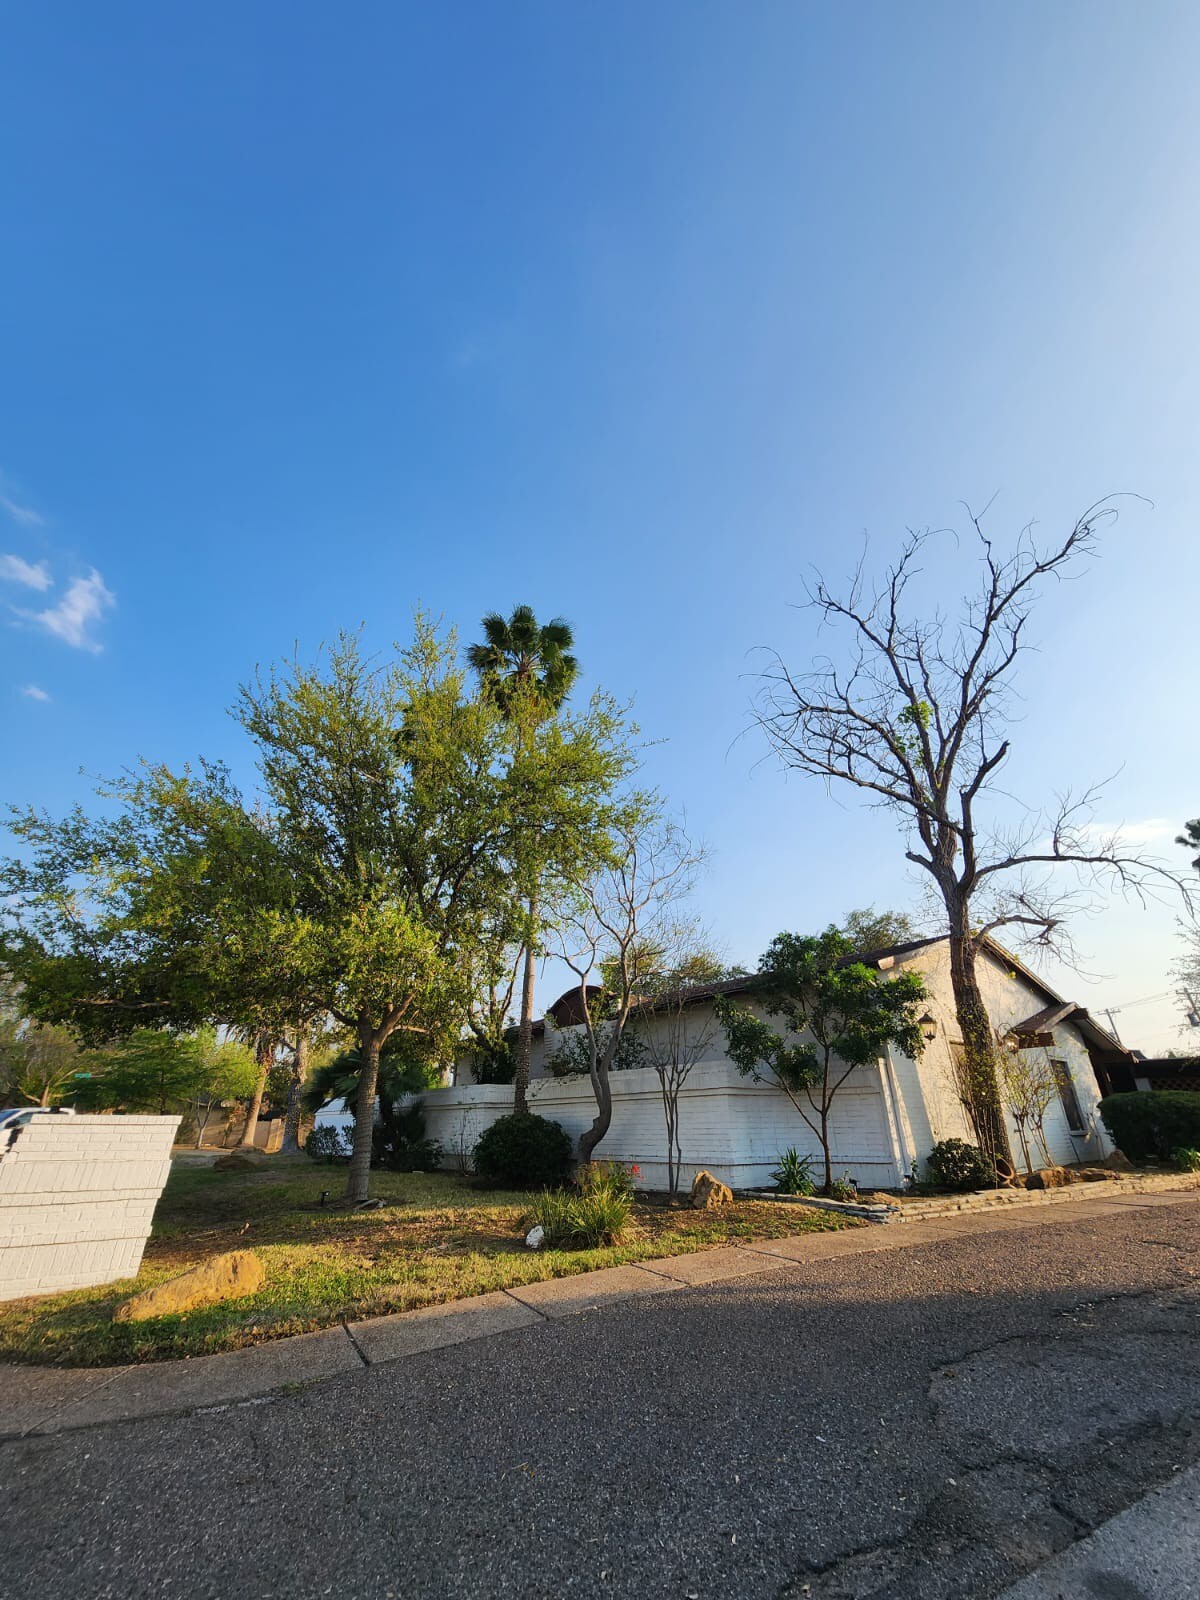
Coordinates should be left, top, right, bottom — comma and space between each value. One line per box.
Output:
918, 1012, 938, 1044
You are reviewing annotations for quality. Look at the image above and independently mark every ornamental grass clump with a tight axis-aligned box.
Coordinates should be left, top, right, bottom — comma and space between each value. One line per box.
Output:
524, 1165, 634, 1249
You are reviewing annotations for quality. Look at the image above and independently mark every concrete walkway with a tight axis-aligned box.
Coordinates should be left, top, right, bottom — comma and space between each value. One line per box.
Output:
4, 1185, 1196, 1440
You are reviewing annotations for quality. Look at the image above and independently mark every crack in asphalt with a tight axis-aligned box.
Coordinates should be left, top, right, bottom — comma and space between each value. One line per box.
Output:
778, 1287, 1200, 1600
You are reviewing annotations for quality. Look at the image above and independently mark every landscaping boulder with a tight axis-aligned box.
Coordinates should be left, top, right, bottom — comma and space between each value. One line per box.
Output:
690, 1171, 733, 1210
1069, 1166, 1120, 1183
1101, 1150, 1136, 1172
1025, 1166, 1070, 1190
114, 1250, 265, 1322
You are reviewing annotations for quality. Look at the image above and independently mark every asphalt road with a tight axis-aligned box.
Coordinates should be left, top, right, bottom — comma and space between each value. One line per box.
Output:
3, 1198, 1199, 1600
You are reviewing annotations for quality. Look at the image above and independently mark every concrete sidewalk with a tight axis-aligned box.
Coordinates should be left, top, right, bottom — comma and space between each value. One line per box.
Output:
3, 1185, 1196, 1441
997, 1462, 1200, 1598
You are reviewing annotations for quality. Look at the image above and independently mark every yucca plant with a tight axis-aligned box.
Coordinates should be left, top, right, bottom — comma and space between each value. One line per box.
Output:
770, 1147, 816, 1195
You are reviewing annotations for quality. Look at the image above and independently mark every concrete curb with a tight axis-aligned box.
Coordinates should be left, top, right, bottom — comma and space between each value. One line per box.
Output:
3, 1186, 1197, 1441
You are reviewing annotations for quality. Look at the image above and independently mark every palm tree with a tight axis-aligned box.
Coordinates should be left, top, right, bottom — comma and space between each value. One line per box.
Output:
467, 606, 578, 718
468, 606, 579, 1115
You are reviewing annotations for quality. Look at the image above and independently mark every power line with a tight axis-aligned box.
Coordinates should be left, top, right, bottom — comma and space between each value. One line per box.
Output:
1100, 990, 1176, 1014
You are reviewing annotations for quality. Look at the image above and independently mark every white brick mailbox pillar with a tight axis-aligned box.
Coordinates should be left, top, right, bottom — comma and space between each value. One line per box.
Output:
0, 1114, 180, 1302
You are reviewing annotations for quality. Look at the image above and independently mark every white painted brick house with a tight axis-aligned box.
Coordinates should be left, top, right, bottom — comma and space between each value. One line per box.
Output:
317, 935, 1129, 1191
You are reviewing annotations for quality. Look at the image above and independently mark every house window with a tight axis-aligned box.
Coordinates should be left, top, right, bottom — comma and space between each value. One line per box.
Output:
1051, 1059, 1086, 1135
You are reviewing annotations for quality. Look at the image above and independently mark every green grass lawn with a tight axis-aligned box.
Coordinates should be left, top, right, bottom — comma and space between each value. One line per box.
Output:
0, 1161, 851, 1367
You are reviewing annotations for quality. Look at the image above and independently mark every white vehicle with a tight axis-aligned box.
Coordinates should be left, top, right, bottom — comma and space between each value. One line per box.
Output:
0, 1106, 78, 1133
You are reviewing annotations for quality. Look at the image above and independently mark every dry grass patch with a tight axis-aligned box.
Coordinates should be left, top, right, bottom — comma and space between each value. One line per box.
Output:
0, 1161, 851, 1367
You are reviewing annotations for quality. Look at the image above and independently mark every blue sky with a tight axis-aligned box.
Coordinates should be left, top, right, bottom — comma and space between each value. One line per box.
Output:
2, 2, 1197, 1050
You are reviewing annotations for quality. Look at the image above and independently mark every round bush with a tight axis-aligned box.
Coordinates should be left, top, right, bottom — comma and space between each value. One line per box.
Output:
925, 1137, 996, 1193
472, 1113, 574, 1188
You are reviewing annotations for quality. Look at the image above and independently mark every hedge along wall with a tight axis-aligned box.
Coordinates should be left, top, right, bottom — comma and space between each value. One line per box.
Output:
413, 1061, 904, 1191
0, 1114, 179, 1302
1098, 1091, 1200, 1162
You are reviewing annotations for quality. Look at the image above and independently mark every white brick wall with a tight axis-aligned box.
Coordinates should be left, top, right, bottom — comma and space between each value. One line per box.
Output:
0, 1114, 179, 1302
417, 1061, 902, 1191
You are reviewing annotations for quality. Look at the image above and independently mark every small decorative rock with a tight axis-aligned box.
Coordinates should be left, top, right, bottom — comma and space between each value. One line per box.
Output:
114, 1250, 265, 1322
524, 1224, 546, 1250
689, 1171, 733, 1210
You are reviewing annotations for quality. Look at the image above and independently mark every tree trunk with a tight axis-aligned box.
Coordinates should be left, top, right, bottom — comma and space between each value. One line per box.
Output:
238, 1039, 272, 1150
817, 1055, 834, 1192
577, 1057, 613, 1166
946, 904, 1012, 1173
818, 1121, 833, 1193
513, 892, 537, 1117
280, 1033, 307, 1155
659, 1074, 678, 1195
346, 1032, 380, 1204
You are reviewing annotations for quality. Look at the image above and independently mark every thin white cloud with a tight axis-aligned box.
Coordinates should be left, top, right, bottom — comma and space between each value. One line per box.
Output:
29, 568, 115, 652
20, 684, 51, 703
0, 493, 45, 528
0, 553, 53, 591
1092, 817, 1178, 847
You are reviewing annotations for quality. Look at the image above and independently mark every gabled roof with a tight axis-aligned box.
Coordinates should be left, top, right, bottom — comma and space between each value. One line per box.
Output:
534, 932, 1135, 1063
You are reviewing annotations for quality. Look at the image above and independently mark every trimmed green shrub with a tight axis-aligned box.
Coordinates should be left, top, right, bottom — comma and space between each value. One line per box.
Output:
305, 1124, 350, 1163
472, 1113, 574, 1188
771, 1148, 817, 1196
925, 1137, 996, 1193
1099, 1092, 1200, 1162
1171, 1146, 1200, 1172
524, 1186, 632, 1249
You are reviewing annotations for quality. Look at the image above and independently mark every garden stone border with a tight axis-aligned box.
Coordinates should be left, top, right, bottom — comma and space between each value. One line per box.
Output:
744, 1168, 1200, 1224
3, 1183, 1198, 1440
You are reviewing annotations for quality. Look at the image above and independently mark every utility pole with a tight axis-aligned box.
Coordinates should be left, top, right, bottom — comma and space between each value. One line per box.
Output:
1180, 988, 1200, 1030
1102, 1007, 1124, 1043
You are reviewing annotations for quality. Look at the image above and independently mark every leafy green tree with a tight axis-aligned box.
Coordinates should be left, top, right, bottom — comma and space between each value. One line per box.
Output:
233, 622, 518, 1201
1, 622, 511, 1201
468, 605, 580, 1115
0, 756, 304, 1042
83, 1027, 259, 1141
459, 902, 523, 1084
184, 1027, 261, 1146
839, 907, 920, 957
716, 927, 926, 1192
0, 979, 91, 1107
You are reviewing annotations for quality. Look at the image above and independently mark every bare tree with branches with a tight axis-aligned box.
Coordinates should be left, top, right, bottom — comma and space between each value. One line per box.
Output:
637, 942, 728, 1194
554, 812, 706, 1166
754, 498, 1188, 1168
